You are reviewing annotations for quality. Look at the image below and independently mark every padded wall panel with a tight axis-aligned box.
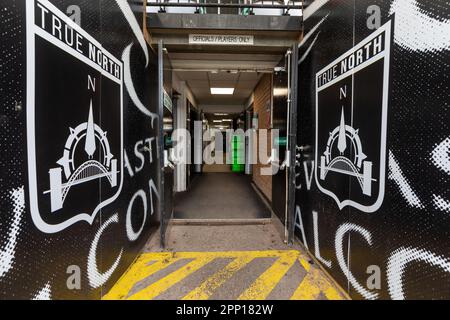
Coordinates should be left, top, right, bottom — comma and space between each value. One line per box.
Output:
0, 0, 160, 299
295, 0, 450, 300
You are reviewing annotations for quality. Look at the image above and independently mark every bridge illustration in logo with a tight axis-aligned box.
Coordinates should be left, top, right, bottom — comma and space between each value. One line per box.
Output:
319, 108, 374, 196
44, 101, 118, 212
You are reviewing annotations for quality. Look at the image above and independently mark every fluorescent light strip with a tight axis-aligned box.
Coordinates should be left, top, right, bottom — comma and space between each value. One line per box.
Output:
211, 87, 234, 95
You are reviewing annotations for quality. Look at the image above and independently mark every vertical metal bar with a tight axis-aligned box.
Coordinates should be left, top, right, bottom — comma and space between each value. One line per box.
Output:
284, 49, 291, 242
287, 44, 299, 245
158, 40, 166, 249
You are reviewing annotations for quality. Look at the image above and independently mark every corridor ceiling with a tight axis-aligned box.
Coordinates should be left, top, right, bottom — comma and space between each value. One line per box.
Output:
170, 52, 282, 108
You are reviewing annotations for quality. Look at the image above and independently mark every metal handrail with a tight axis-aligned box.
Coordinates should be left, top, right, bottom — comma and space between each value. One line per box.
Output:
141, 0, 302, 10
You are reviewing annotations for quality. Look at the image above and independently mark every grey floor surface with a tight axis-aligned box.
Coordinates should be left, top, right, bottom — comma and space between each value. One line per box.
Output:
173, 172, 271, 219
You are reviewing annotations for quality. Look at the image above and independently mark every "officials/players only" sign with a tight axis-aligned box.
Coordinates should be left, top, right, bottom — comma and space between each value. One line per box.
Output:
189, 34, 254, 45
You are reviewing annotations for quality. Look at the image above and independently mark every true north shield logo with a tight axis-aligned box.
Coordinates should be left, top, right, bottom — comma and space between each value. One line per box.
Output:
314, 20, 392, 213
26, 0, 123, 233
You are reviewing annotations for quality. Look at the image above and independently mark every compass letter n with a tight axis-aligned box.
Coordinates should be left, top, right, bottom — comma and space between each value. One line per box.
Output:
88, 75, 96, 92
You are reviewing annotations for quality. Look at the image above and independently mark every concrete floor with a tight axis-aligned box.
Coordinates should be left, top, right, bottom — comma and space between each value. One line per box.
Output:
148, 224, 289, 252
104, 224, 347, 300
203, 153, 232, 173
173, 173, 271, 219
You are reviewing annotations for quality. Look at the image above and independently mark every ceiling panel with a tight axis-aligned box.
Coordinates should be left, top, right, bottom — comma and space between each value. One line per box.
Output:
233, 89, 253, 97
201, 105, 245, 114
190, 87, 210, 96
175, 68, 263, 106
235, 80, 259, 89
176, 71, 208, 81
187, 80, 210, 88
208, 72, 239, 81
239, 72, 264, 81
209, 80, 237, 88
201, 97, 247, 105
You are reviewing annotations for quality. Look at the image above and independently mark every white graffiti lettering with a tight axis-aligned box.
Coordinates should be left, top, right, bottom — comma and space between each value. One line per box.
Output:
87, 214, 123, 288
388, 150, 424, 208
387, 247, 450, 300
313, 210, 332, 268
0, 186, 25, 279
335, 223, 378, 300
295, 206, 309, 250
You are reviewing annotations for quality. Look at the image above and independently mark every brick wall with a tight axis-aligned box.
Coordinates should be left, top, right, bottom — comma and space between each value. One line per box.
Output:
252, 74, 272, 202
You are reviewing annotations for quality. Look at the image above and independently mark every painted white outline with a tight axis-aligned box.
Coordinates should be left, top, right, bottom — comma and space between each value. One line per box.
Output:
303, 0, 330, 21
26, 0, 124, 233
114, 0, 149, 67
314, 20, 392, 213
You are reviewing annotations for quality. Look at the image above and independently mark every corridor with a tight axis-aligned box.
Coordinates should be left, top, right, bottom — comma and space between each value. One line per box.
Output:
1, 0, 448, 302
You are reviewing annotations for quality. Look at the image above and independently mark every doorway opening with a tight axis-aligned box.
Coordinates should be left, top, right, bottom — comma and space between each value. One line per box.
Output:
160, 48, 297, 234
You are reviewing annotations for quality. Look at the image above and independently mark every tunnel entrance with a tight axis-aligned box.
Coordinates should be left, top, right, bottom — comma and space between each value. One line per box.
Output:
157, 43, 298, 247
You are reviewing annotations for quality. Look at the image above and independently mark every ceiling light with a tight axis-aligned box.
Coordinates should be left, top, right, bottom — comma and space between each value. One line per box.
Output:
211, 87, 234, 95
214, 113, 228, 116
213, 120, 223, 123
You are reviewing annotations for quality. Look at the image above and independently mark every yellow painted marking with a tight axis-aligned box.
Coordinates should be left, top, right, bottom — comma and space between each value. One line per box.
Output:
103, 250, 346, 300
290, 274, 321, 300
323, 286, 343, 300
183, 256, 254, 300
299, 257, 311, 272
314, 273, 344, 300
128, 256, 215, 300
290, 266, 344, 300
237, 251, 298, 300
103, 255, 183, 300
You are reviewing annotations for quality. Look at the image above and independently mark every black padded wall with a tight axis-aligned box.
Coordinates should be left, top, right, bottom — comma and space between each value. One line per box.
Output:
295, 0, 450, 300
0, 0, 160, 299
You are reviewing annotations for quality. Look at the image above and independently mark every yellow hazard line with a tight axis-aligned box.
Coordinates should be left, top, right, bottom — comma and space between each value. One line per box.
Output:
128, 256, 216, 300
291, 264, 343, 300
290, 274, 322, 299
103, 250, 345, 300
238, 251, 298, 300
183, 256, 255, 300
103, 255, 183, 300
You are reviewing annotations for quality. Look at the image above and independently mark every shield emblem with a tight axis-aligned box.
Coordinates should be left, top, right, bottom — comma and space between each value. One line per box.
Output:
314, 20, 392, 213
26, 0, 123, 233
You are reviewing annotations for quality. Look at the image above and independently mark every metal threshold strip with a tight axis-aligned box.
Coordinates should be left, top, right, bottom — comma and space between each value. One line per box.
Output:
171, 218, 272, 225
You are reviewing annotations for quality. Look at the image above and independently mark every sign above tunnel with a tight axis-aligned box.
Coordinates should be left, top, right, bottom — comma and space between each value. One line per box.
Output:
314, 20, 392, 213
189, 34, 254, 45
26, 0, 124, 233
